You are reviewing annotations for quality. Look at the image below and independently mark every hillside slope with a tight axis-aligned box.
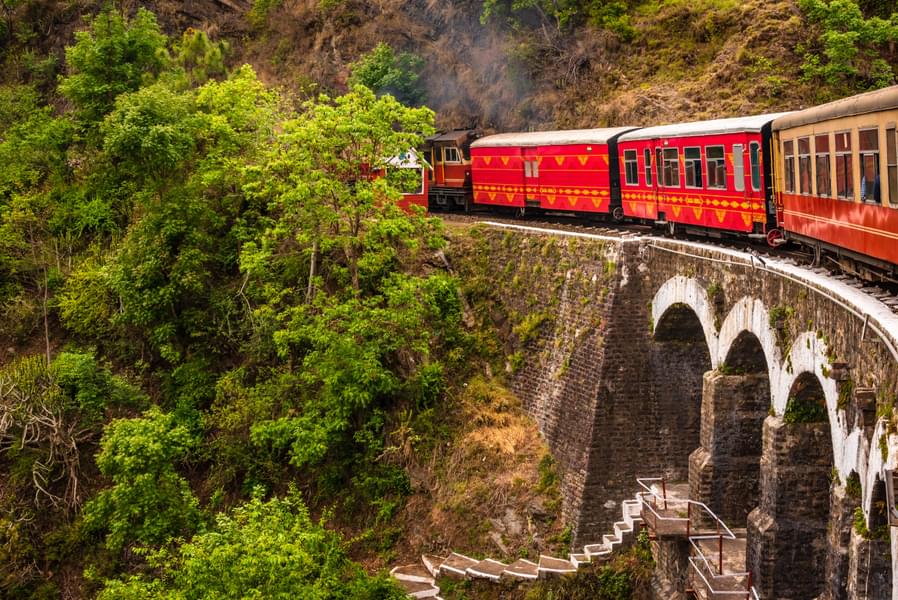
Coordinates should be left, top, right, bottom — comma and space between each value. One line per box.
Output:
6, 0, 893, 130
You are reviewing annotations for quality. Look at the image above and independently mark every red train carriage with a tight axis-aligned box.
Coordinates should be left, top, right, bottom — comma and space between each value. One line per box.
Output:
469, 128, 636, 215
424, 129, 481, 209
772, 86, 898, 281
617, 114, 790, 239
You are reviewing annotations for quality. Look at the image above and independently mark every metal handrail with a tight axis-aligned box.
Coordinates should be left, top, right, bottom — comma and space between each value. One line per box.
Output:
636, 477, 761, 600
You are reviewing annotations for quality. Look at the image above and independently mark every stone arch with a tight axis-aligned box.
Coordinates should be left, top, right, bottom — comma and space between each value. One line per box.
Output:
717, 297, 782, 388
775, 332, 861, 482
650, 284, 714, 483
651, 275, 718, 368
723, 331, 768, 373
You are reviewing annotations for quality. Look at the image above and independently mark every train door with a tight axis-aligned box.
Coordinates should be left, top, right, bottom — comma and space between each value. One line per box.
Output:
653, 143, 665, 225
523, 146, 540, 208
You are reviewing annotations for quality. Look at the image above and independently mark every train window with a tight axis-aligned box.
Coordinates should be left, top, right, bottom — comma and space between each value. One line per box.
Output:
524, 160, 532, 178
783, 140, 795, 194
644, 148, 653, 186
706, 145, 727, 189
684, 147, 702, 188
624, 150, 639, 185
859, 128, 880, 203
656, 148, 663, 186
835, 132, 853, 200
532, 159, 539, 177
797, 138, 811, 195
888, 127, 897, 207
443, 147, 460, 163
663, 148, 680, 187
734, 144, 745, 192
750, 142, 761, 192
815, 135, 831, 197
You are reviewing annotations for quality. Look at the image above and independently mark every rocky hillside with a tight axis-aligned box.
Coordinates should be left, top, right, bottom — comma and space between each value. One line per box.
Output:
6, 0, 897, 131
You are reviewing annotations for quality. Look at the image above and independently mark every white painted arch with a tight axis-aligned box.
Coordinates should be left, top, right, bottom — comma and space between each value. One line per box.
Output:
651, 275, 882, 510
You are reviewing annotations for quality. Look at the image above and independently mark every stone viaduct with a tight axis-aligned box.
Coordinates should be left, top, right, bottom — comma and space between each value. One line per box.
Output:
450, 221, 898, 599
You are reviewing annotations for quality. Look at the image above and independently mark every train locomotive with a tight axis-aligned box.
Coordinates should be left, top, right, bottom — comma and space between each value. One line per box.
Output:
422, 85, 898, 283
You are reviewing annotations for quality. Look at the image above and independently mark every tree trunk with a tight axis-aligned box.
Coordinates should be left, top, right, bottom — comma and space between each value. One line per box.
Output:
306, 238, 318, 302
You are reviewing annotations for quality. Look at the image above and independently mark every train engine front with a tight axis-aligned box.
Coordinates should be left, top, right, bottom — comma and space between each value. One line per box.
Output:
424, 129, 482, 210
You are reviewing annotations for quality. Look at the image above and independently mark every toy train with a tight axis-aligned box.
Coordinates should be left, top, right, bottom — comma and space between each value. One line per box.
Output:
398, 86, 898, 282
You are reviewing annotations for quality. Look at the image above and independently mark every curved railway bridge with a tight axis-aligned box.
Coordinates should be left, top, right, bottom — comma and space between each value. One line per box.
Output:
445, 219, 898, 599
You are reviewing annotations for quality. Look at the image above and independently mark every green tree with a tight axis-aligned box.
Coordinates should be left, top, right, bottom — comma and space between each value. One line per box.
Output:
799, 0, 898, 90
171, 28, 229, 87
97, 489, 405, 599
82, 407, 201, 552
242, 85, 434, 293
348, 43, 425, 106
58, 8, 169, 124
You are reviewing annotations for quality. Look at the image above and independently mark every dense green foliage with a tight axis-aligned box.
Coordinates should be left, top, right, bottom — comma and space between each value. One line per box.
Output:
798, 0, 898, 91
480, 0, 637, 38
348, 43, 426, 106
0, 6, 455, 598
97, 490, 405, 599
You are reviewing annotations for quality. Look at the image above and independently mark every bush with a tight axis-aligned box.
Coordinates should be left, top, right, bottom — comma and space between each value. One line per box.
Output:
348, 43, 425, 106
83, 408, 201, 551
96, 489, 406, 599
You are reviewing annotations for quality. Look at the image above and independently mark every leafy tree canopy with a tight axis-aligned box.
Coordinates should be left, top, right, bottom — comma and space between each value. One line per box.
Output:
59, 8, 169, 124
348, 43, 425, 106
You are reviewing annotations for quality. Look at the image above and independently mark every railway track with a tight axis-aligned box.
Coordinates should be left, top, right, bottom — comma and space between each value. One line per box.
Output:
438, 211, 898, 316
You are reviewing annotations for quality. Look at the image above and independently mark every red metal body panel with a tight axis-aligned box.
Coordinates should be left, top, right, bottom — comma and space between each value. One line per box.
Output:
618, 132, 768, 233
471, 146, 525, 207
472, 144, 613, 212
782, 194, 898, 265
433, 161, 470, 189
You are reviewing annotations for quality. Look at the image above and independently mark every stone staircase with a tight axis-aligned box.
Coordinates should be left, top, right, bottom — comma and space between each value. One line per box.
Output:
390, 493, 644, 598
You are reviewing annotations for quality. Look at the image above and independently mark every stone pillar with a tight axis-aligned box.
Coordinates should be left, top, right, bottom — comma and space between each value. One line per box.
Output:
847, 529, 893, 600
747, 416, 833, 600
822, 482, 857, 600
688, 370, 769, 525
650, 538, 690, 600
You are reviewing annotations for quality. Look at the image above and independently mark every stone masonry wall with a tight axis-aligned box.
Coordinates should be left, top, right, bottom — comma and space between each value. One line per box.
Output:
449, 223, 898, 577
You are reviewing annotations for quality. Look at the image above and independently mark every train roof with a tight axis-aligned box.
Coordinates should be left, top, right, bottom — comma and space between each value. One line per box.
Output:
427, 130, 478, 145
471, 127, 638, 148
772, 85, 898, 131
617, 113, 792, 141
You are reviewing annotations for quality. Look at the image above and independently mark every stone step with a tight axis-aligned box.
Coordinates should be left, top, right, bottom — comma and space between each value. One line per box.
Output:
537, 554, 577, 577
614, 520, 632, 537
583, 542, 610, 558
395, 579, 441, 599
421, 554, 444, 578
569, 552, 591, 568
390, 564, 435, 585
503, 558, 539, 580
467, 558, 507, 582
603, 533, 620, 548
438, 552, 479, 578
